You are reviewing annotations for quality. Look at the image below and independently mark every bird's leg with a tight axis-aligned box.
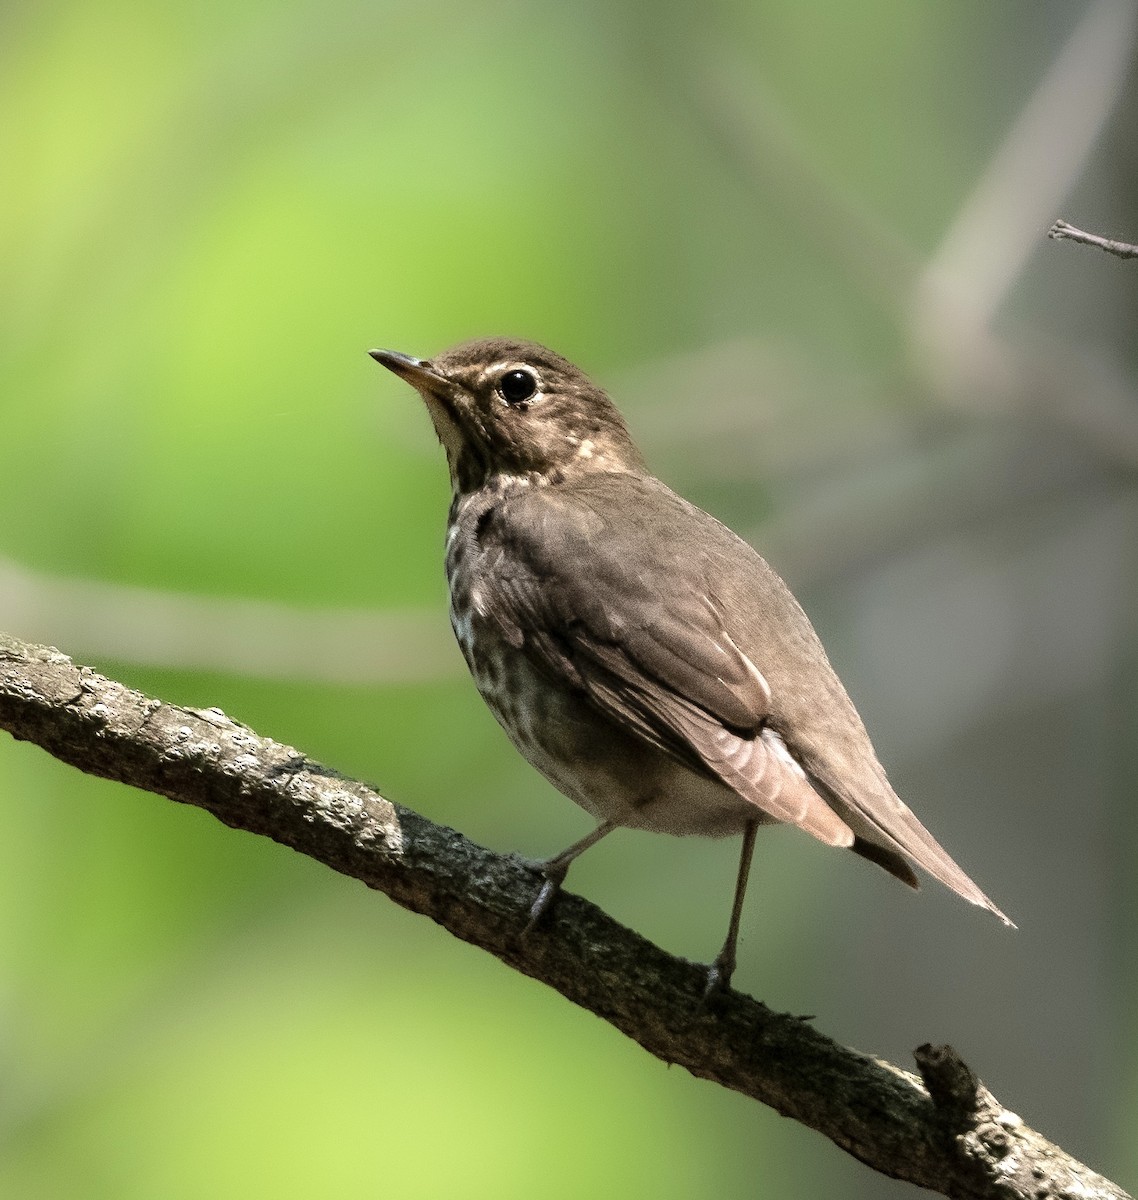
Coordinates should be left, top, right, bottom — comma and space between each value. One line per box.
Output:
704, 820, 758, 998
523, 819, 619, 930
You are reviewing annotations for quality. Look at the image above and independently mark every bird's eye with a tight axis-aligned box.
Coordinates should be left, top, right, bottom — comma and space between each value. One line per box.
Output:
498, 368, 538, 407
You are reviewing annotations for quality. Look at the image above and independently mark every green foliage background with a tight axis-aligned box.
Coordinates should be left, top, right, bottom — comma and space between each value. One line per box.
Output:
2, 2, 1136, 1196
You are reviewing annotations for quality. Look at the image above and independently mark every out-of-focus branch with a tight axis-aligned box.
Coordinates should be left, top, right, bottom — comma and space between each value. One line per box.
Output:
0, 555, 461, 684
1049, 219, 1138, 260
0, 631, 1130, 1200
914, 0, 1136, 336
678, 5, 1138, 476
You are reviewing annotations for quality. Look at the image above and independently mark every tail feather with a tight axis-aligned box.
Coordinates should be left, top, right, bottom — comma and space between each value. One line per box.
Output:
815, 777, 1016, 927
851, 836, 919, 889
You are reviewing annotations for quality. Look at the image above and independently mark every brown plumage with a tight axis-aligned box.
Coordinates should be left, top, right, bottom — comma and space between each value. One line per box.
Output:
371, 337, 1013, 992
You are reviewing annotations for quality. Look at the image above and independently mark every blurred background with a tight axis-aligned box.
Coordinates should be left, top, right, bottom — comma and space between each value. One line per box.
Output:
2, 0, 1137, 1195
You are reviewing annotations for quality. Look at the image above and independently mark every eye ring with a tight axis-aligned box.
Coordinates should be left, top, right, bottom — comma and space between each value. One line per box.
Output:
497, 368, 538, 407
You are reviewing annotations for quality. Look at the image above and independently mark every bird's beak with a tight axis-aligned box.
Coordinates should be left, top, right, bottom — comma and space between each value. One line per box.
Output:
368, 349, 449, 394
369, 347, 469, 464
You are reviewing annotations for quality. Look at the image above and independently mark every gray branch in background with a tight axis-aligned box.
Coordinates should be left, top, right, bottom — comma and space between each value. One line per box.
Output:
0, 632, 1129, 1200
683, 2, 1138, 472
0, 555, 462, 684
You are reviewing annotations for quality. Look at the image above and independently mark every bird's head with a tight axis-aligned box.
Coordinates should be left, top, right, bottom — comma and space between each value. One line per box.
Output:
370, 337, 645, 494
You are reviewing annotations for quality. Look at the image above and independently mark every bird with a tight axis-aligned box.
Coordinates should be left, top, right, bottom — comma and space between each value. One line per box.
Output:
370, 337, 1013, 993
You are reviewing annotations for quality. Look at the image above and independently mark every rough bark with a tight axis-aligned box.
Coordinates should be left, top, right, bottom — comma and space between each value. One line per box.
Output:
0, 632, 1129, 1200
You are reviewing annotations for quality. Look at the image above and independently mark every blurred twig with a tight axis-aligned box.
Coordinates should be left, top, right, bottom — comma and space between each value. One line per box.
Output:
914, 0, 1136, 338
907, 0, 1138, 477
675, 2, 1138, 475
0, 555, 461, 683
687, 43, 919, 316
1049, 219, 1138, 260
0, 631, 1131, 1200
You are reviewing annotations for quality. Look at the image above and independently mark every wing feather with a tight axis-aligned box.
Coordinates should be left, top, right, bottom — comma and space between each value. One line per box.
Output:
480, 492, 851, 840
474, 476, 1010, 923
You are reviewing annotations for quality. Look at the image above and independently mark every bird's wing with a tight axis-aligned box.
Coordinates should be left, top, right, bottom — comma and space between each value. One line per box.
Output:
478, 475, 1011, 924
481, 481, 854, 844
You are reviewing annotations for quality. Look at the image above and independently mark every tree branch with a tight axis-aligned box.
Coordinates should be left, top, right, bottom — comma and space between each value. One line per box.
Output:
0, 632, 1128, 1200
1049, 219, 1138, 260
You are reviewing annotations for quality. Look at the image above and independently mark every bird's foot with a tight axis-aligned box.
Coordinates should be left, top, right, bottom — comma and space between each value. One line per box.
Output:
519, 857, 569, 934
701, 950, 737, 1002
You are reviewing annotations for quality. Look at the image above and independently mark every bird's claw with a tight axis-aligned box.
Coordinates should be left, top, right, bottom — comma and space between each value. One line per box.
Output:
520, 858, 569, 935
702, 954, 736, 1002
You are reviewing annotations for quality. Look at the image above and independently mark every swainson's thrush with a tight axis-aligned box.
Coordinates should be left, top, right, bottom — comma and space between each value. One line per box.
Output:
371, 338, 1012, 992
